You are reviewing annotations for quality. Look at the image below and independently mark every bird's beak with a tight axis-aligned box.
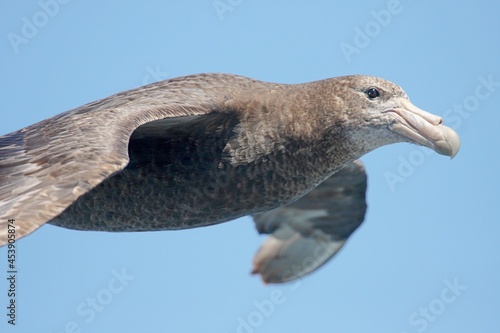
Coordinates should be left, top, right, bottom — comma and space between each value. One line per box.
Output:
383, 98, 460, 158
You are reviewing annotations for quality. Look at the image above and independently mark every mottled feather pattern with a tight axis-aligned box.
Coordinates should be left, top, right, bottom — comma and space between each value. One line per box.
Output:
0, 73, 460, 283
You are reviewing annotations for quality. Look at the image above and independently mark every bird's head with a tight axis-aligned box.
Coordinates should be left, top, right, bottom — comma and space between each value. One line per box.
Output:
330, 75, 460, 159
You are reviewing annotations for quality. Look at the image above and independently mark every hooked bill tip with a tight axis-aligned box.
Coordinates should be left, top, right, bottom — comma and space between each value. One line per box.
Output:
433, 125, 460, 159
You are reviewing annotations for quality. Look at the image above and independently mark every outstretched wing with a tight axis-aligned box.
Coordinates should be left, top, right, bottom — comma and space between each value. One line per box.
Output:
251, 160, 367, 283
0, 73, 244, 246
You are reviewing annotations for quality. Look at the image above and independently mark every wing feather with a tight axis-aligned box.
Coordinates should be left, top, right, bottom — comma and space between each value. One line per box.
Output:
0, 73, 245, 246
251, 160, 367, 283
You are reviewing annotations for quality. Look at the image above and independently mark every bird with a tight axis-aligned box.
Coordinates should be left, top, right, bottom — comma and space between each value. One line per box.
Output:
0, 73, 459, 283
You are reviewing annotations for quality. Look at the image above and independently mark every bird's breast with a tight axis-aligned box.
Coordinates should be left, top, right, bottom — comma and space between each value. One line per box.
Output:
49, 126, 332, 232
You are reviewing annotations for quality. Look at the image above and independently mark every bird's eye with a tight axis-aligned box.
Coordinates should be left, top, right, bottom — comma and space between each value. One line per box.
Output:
365, 88, 380, 99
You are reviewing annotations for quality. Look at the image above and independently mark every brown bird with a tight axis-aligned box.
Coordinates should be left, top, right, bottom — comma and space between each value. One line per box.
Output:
0, 73, 459, 283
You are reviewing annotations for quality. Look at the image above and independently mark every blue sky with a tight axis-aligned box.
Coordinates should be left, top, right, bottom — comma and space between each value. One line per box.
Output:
1, 1, 499, 332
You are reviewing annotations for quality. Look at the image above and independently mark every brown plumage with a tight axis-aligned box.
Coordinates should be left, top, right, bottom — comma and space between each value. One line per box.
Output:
0, 73, 460, 283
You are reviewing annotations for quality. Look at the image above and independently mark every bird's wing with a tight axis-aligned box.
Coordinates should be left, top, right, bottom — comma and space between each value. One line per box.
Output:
251, 160, 367, 283
0, 74, 236, 246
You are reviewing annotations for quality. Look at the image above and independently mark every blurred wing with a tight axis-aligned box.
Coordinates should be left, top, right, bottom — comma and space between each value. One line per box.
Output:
251, 160, 367, 283
0, 74, 234, 246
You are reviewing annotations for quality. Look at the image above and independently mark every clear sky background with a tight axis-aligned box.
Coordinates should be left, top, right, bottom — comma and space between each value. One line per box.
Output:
1, 1, 499, 332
